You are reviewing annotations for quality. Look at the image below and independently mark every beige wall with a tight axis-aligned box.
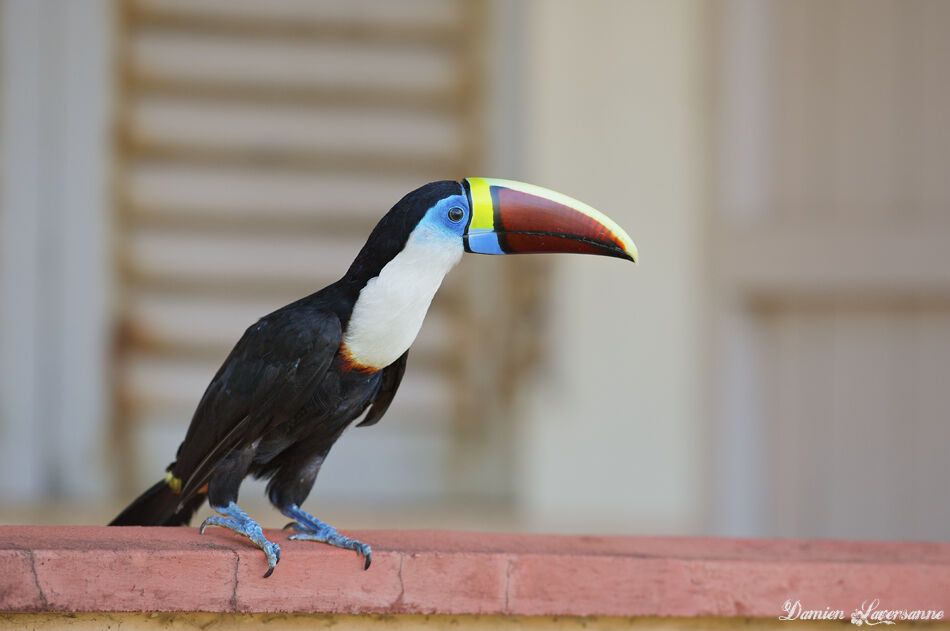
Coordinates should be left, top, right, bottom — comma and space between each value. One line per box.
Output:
709, 0, 950, 540
514, 0, 708, 534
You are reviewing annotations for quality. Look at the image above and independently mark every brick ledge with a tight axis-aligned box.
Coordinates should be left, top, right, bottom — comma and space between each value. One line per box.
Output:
1, 526, 948, 617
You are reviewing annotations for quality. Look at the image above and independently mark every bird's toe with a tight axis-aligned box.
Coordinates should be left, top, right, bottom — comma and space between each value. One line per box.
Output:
199, 515, 234, 535
262, 541, 281, 578
358, 545, 372, 570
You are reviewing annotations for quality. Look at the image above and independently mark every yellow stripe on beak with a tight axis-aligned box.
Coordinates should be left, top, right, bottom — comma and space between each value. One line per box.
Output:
466, 177, 495, 231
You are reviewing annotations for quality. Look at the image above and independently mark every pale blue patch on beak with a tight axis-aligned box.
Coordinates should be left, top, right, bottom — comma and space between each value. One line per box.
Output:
464, 228, 505, 255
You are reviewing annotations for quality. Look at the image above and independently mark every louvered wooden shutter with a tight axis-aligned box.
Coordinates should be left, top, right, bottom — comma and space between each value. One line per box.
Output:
112, 0, 493, 507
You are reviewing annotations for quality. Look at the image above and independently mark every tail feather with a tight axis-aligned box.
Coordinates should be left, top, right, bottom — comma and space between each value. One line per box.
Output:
109, 479, 205, 526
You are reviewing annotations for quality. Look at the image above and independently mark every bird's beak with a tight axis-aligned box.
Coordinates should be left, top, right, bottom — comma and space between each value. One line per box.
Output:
461, 178, 638, 263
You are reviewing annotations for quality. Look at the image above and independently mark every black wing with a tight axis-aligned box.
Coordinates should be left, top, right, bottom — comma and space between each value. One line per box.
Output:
172, 305, 342, 502
357, 350, 408, 427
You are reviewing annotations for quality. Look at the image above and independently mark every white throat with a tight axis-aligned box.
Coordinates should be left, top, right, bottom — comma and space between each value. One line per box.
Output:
342, 228, 462, 370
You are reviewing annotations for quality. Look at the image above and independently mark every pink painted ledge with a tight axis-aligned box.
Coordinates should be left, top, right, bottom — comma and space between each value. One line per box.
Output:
1, 526, 948, 618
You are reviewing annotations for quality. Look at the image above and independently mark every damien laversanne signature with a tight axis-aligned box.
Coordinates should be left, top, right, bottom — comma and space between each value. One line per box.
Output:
780, 599, 945, 625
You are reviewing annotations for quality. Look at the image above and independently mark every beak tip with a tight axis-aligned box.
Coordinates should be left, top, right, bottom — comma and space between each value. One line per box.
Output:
626, 245, 639, 265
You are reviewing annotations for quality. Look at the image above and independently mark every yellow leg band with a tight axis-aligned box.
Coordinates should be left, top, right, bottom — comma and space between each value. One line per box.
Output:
164, 471, 182, 493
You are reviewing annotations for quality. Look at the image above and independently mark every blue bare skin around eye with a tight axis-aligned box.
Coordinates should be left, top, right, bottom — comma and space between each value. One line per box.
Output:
423, 194, 470, 238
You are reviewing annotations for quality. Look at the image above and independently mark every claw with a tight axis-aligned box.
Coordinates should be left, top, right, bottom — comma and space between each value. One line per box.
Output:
351, 542, 371, 569
261, 541, 281, 577
262, 544, 279, 578
281, 503, 372, 570
201, 516, 222, 535
200, 502, 281, 578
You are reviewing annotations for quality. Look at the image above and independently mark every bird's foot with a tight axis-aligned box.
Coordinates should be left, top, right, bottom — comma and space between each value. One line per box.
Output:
281, 504, 372, 570
200, 501, 281, 577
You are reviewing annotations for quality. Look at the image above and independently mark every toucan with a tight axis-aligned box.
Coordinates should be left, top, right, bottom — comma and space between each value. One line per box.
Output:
110, 177, 638, 577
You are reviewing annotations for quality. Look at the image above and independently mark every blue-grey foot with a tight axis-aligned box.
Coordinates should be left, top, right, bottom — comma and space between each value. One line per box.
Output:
281, 504, 372, 570
200, 501, 281, 577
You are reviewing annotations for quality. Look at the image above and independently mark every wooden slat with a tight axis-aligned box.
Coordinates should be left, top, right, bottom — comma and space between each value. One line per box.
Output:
128, 0, 463, 49
125, 204, 375, 237
125, 229, 357, 276
133, 0, 462, 27
132, 71, 459, 113
129, 99, 460, 159
125, 165, 424, 220
125, 137, 464, 177
129, 33, 456, 95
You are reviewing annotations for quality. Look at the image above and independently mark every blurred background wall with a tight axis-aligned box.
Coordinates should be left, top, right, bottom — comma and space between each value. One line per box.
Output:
0, 0, 947, 541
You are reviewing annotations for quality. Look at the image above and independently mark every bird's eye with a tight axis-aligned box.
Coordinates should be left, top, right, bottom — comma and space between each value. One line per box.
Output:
447, 207, 464, 222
